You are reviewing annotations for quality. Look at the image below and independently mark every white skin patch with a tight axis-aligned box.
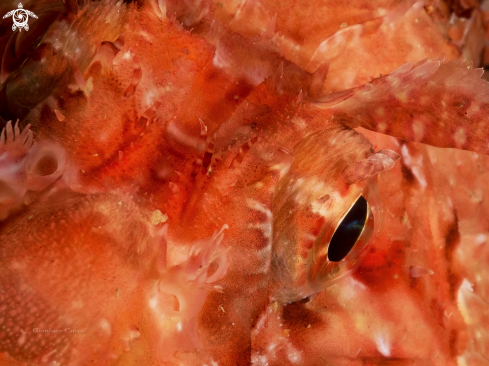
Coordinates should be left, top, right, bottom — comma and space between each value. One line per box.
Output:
475, 234, 486, 245
375, 333, 391, 356
401, 144, 423, 168
286, 343, 302, 364
245, 199, 273, 270
99, 319, 111, 334
149, 296, 158, 309
411, 166, 427, 189
339, 276, 367, 302
412, 120, 425, 141
454, 127, 467, 148
396, 91, 408, 103
17, 330, 26, 346
401, 145, 411, 166
144, 90, 156, 109
251, 354, 268, 366
269, 162, 292, 179
390, 137, 400, 146
457, 279, 476, 325
138, 30, 153, 42
246, 199, 272, 219
212, 46, 229, 70
291, 117, 307, 130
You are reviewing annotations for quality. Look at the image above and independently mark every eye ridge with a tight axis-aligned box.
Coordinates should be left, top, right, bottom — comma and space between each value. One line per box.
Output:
327, 195, 368, 262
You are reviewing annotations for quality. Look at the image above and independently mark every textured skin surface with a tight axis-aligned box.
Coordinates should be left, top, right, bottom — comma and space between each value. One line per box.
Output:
0, 0, 489, 365
317, 59, 489, 154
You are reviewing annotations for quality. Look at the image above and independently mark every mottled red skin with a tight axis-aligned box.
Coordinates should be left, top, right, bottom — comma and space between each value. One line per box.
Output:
0, 0, 489, 365
319, 58, 489, 155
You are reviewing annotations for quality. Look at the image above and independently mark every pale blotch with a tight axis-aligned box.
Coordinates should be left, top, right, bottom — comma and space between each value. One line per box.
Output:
376, 107, 385, 117
456, 355, 469, 366
304, 177, 328, 198
144, 90, 156, 108
457, 279, 475, 325
454, 127, 467, 148
412, 120, 424, 141
447, 196, 453, 209
374, 7, 388, 16
269, 162, 292, 179
286, 343, 302, 364
17, 329, 26, 346
251, 354, 268, 366
246, 199, 272, 219
400, 145, 412, 166
441, 111, 450, 124
396, 91, 408, 103
84, 77, 94, 94
10, 260, 27, 270
389, 76, 402, 88
411, 166, 427, 189
390, 137, 400, 146
340, 277, 367, 302
138, 30, 153, 42
41, 349, 57, 364
409, 266, 434, 278
99, 319, 111, 335
149, 296, 158, 309
378, 122, 387, 133
475, 234, 486, 245
465, 105, 480, 119
469, 188, 483, 204
375, 333, 391, 356
291, 117, 307, 130
122, 51, 132, 60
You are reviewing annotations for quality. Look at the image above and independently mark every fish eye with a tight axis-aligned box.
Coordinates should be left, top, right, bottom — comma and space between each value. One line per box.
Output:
327, 195, 368, 262
304, 181, 380, 297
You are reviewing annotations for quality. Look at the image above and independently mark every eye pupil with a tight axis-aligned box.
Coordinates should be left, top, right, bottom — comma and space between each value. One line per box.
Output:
328, 196, 368, 262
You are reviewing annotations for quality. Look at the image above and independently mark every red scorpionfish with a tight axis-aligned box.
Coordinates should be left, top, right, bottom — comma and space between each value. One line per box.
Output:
0, 0, 489, 365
